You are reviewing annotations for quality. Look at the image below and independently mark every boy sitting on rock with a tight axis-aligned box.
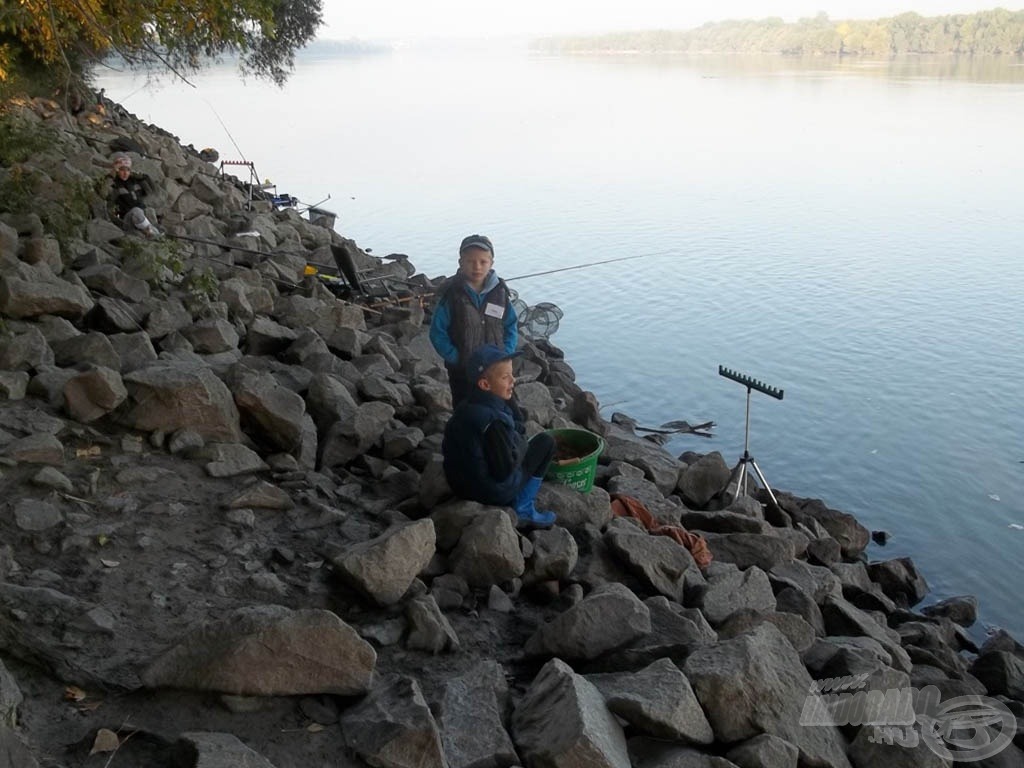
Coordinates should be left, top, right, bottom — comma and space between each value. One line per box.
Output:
429, 234, 517, 405
442, 345, 556, 528
108, 154, 162, 239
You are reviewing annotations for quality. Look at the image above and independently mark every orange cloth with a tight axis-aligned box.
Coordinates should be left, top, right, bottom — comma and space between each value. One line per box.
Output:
610, 493, 713, 569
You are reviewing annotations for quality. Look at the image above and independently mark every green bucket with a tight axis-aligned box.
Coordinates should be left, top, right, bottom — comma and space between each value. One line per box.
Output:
544, 428, 605, 494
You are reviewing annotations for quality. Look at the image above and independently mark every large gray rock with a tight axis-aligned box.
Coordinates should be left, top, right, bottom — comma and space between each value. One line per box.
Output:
627, 740, 739, 768
676, 452, 731, 507
0, 724, 39, 768
513, 658, 630, 768
780, 496, 869, 558
771, 560, 842, 605
122, 363, 242, 442
920, 595, 978, 627
525, 526, 578, 585
821, 596, 912, 673
726, 734, 799, 768
602, 596, 718, 670
183, 319, 240, 354
685, 624, 852, 768
319, 401, 394, 467
51, 331, 120, 369
245, 315, 297, 356
405, 595, 460, 654
77, 263, 150, 302
437, 660, 517, 768
202, 443, 269, 477
341, 674, 447, 768
145, 297, 192, 339
1, 433, 64, 465
13, 498, 64, 531
847, 724, 952, 768
142, 605, 375, 696
107, 331, 158, 373
515, 381, 557, 426
180, 731, 279, 768
698, 562, 776, 626
587, 658, 713, 744
0, 262, 94, 319
605, 522, 702, 603
525, 583, 651, 660
866, 557, 929, 608
63, 366, 127, 423
717, 610, 816, 654
969, 650, 1024, 700
536, 483, 612, 529
0, 325, 53, 371
232, 370, 307, 453
0, 658, 23, 728
0, 372, 29, 400
305, 373, 358, 431
706, 532, 796, 572
332, 520, 436, 605
450, 509, 525, 588
602, 427, 681, 495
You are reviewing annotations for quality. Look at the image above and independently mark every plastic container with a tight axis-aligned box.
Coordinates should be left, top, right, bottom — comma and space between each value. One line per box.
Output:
544, 428, 605, 493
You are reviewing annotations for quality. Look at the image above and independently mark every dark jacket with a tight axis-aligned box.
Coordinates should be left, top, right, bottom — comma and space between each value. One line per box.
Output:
109, 173, 153, 220
442, 389, 527, 506
429, 270, 517, 367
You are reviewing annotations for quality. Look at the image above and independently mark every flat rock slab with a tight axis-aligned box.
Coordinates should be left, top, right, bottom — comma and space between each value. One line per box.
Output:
437, 660, 517, 768
1, 433, 64, 465
122, 363, 242, 443
221, 481, 293, 510
203, 443, 269, 478
142, 605, 376, 696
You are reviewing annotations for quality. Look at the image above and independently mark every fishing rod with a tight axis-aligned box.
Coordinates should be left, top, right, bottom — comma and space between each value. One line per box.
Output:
503, 250, 672, 282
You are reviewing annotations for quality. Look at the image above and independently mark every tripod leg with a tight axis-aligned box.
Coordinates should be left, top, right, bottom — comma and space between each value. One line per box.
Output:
736, 460, 748, 497
748, 458, 780, 508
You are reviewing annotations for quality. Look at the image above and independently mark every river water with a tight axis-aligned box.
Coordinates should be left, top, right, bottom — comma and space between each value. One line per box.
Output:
97, 47, 1024, 639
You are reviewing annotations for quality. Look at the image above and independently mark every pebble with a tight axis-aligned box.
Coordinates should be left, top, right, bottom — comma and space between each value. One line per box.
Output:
30, 466, 74, 493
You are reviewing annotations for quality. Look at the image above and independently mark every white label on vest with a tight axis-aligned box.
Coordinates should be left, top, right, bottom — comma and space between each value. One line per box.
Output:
484, 302, 505, 319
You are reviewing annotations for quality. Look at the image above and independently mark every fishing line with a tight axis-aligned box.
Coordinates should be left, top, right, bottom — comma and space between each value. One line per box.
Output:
503, 248, 677, 282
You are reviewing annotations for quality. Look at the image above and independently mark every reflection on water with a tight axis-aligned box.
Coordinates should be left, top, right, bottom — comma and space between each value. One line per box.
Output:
97, 48, 1024, 639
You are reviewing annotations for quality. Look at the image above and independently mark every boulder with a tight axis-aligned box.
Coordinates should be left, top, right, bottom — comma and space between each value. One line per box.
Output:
145, 297, 192, 339
536, 483, 613, 529
202, 443, 269, 477
180, 732, 279, 768
605, 523, 701, 603
142, 605, 375, 696
0, 658, 22, 727
717, 610, 816, 654
969, 651, 1024, 700
587, 658, 714, 744
381, 426, 425, 459
405, 595, 460, 654
107, 331, 159, 373
821, 596, 912, 673
676, 452, 731, 507
51, 331, 121, 369
13, 498, 63, 532
221, 481, 292, 510
602, 427, 681, 495
627, 740, 739, 768
305, 373, 359, 432
525, 583, 651, 660
512, 658, 630, 768
706, 533, 796, 572
0, 724, 39, 768
0, 261, 94, 319
920, 595, 978, 627
0, 372, 29, 400
726, 734, 799, 768
780, 495, 869, 558
122, 363, 242, 442
866, 557, 929, 608
524, 525, 579, 585
232, 370, 307, 453
341, 674, 447, 768
332, 520, 436, 605
77, 263, 150, 302
183, 319, 240, 354
450, 510, 525, 588
2, 433, 64, 465
699, 563, 776, 626
245, 316, 298, 356
0, 325, 53, 371
437, 660, 518, 768
601, 596, 718, 670
63, 366, 127, 423
319, 401, 394, 467
684, 623, 852, 768
515, 381, 557, 426
775, 586, 826, 636
847, 724, 952, 768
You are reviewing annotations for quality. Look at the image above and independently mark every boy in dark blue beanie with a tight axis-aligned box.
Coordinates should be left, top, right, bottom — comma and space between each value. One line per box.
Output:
442, 344, 556, 528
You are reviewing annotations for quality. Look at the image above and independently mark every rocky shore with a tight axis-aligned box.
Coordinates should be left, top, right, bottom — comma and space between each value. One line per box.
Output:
1, 96, 1022, 768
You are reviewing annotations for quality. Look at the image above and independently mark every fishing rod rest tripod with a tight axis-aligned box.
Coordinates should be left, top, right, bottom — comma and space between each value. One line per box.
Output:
719, 366, 784, 507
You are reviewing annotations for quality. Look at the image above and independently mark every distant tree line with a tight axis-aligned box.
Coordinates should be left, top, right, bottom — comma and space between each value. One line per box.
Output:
533, 9, 1024, 56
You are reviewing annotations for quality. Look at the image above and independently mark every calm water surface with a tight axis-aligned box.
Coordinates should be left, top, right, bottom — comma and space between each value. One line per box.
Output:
98, 49, 1024, 639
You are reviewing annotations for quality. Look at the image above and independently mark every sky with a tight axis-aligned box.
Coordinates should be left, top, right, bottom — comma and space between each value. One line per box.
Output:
320, 0, 1018, 39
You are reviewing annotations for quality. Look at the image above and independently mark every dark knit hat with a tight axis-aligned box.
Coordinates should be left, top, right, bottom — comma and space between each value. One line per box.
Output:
466, 344, 520, 383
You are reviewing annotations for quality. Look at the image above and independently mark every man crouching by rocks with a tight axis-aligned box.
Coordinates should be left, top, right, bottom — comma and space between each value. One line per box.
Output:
442, 345, 557, 529
108, 154, 162, 238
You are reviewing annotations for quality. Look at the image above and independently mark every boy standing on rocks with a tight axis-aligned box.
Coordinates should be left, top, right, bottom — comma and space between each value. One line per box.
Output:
429, 234, 517, 405
107, 154, 162, 239
442, 345, 556, 528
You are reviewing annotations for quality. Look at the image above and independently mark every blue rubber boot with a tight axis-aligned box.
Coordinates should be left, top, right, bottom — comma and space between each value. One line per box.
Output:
514, 476, 556, 529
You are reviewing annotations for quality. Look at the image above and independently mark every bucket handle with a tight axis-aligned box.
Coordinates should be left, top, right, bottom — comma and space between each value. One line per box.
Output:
555, 457, 583, 467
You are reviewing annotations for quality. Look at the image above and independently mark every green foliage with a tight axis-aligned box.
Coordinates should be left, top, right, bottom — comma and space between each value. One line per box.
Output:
0, 0, 324, 92
0, 165, 39, 213
184, 266, 220, 304
0, 109, 54, 165
534, 9, 1024, 56
122, 237, 186, 289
